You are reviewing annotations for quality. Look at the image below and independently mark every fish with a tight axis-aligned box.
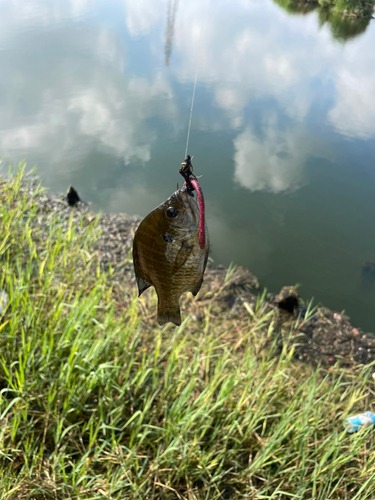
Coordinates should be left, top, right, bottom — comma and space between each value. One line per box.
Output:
133, 186, 209, 326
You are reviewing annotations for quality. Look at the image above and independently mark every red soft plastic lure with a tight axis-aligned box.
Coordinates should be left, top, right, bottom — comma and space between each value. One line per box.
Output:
180, 155, 205, 250
185, 177, 205, 250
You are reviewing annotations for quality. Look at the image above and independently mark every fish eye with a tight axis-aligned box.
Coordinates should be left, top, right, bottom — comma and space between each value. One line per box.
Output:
167, 207, 178, 218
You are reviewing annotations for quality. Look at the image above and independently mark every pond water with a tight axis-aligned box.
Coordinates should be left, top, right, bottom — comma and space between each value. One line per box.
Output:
1, 0, 375, 331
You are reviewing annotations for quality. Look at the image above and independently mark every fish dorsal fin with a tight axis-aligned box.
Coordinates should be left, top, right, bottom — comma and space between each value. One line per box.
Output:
173, 241, 193, 273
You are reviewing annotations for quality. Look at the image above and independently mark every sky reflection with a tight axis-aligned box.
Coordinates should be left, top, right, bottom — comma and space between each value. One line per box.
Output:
0, 0, 375, 329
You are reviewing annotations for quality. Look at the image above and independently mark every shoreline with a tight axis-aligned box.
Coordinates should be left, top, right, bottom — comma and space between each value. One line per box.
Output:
2, 171, 375, 497
6, 176, 375, 367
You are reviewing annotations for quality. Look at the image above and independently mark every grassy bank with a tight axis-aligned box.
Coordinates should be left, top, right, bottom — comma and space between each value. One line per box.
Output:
1, 168, 375, 499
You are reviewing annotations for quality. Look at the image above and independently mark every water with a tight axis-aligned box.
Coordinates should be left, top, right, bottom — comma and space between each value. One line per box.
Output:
1, 0, 375, 331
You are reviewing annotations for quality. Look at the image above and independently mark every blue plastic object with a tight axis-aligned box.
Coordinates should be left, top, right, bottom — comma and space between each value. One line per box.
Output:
344, 411, 375, 433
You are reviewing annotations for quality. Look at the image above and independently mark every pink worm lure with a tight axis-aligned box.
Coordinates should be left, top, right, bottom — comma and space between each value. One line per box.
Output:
184, 177, 205, 250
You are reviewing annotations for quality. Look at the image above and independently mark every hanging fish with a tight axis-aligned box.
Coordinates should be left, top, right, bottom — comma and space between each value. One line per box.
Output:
133, 180, 208, 326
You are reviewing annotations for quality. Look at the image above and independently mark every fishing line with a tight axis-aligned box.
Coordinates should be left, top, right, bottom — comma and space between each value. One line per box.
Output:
184, 0, 209, 158
184, 65, 199, 158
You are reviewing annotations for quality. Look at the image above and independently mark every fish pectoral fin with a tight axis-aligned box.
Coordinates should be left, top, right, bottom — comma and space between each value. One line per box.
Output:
190, 277, 204, 297
157, 299, 181, 326
173, 241, 193, 273
137, 276, 151, 296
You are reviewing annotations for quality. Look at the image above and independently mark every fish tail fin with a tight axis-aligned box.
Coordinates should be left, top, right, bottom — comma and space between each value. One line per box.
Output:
157, 298, 181, 326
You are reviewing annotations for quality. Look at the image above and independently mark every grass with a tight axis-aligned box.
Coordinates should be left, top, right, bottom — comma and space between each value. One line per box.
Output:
1, 167, 375, 498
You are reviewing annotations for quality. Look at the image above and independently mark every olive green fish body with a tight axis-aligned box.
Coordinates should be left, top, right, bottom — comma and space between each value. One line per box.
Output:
133, 189, 209, 326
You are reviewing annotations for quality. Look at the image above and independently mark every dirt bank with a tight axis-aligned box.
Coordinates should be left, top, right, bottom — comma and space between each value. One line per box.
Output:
23, 180, 375, 368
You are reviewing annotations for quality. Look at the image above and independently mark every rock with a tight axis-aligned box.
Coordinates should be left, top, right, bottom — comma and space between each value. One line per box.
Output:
277, 286, 299, 314
66, 186, 81, 207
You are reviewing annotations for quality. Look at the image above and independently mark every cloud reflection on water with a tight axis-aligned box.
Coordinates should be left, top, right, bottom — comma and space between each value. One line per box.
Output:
0, 0, 374, 182
1, 0, 374, 189
328, 47, 375, 140
125, 0, 165, 36
0, 17, 177, 172
0, 0, 375, 330
233, 120, 307, 193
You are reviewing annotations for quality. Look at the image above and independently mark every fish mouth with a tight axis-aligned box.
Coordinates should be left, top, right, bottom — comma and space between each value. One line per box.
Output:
165, 189, 199, 233
169, 189, 193, 208
167, 185, 205, 248
176, 189, 198, 212
180, 183, 194, 197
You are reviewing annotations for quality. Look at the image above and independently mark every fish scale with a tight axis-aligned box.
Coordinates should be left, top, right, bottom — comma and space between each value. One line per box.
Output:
133, 187, 209, 326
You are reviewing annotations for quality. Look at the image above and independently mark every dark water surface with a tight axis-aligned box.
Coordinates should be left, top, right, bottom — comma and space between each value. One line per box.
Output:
1, 0, 375, 330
